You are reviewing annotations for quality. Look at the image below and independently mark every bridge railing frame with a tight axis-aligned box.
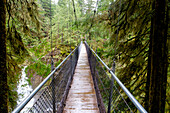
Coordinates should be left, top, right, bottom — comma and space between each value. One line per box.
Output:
12, 42, 82, 113
84, 41, 147, 113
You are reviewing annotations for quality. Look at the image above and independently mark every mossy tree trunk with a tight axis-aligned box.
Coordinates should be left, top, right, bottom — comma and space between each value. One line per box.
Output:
145, 19, 152, 111
0, 0, 8, 112
148, 0, 168, 112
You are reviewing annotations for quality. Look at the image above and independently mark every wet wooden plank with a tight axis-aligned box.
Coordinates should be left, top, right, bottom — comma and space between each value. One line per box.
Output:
63, 44, 100, 113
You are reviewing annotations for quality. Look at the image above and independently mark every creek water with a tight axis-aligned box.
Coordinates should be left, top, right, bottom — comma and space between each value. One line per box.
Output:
17, 66, 34, 113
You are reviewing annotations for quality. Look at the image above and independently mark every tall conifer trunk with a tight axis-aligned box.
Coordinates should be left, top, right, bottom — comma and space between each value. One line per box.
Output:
148, 0, 168, 112
0, 0, 8, 112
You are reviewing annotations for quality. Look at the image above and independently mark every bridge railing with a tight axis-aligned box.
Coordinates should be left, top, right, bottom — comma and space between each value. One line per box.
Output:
12, 43, 82, 113
85, 41, 147, 113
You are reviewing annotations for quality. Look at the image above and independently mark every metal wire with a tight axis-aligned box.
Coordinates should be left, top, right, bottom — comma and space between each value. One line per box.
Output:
85, 42, 147, 113
13, 42, 147, 113
12, 43, 81, 113
28, 47, 79, 113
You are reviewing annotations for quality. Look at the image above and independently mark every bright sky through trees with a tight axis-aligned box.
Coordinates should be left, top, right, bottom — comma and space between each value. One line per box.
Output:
52, 0, 98, 5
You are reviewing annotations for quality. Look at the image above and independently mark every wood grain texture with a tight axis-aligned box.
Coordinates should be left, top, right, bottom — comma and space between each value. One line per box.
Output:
63, 44, 100, 113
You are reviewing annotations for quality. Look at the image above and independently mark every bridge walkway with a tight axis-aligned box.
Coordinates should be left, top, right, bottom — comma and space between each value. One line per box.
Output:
63, 44, 100, 113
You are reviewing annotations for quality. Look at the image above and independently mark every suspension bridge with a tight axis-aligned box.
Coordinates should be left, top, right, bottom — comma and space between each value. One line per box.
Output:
13, 41, 147, 113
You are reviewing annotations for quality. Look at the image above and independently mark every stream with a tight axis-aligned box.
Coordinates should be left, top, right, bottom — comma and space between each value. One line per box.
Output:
17, 66, 35, 113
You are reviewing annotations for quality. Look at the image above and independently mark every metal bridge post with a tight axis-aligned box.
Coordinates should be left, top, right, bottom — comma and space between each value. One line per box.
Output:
83, 42, 147, 113
108, 60, 115, 113
51, 56, 54, 71
70, 47, 73, 76
94, 49, 97, 77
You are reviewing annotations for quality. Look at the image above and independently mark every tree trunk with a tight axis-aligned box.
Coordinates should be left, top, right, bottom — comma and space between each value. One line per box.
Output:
145, 18, 153, 111
148, 0, 168, 112
57, 22, 60, 41
0, 0, 8, 112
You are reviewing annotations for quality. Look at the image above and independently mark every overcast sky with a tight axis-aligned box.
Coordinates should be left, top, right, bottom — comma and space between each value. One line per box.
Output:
52, 0, 58, 4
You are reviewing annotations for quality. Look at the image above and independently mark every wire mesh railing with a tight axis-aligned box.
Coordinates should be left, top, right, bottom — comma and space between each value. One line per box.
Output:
85, 41, 147, 113
12, 43, 82, 113
13, 41, 147, 113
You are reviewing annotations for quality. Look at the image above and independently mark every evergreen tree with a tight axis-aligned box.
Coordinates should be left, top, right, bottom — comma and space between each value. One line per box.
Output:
106, 0, 168, 111
0, 0, 168, 111
40, 0, 56, 18
5, 0, 40, 110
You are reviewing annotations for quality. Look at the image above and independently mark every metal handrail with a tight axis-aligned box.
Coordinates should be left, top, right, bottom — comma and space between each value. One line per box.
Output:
84, 41, 147, 113
12, 44, 80, 113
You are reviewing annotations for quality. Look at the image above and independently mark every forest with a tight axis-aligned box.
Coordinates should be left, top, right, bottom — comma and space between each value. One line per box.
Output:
0, 0, 169, 112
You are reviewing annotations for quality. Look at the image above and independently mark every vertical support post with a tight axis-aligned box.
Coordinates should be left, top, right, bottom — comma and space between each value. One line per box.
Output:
51, 55, 54, 72
108, 60, 115, 113
70, 47, 73, 76
77, 45, 79, 61
94, 49, 97, 76
51, 56, 56, 113
89, 46, 92, 68
112, 59, 116, 74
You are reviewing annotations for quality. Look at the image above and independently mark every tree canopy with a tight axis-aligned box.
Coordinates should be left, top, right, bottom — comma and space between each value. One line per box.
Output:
0, 0, 169, 112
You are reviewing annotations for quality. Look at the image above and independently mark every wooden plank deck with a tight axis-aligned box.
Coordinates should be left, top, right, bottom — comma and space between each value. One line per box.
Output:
63, 44, 100, 113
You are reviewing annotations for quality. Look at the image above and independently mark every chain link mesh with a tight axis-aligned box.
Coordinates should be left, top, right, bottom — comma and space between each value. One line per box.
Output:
28, 47, 79, 113
85, 43, 134, 113
16, 42, 139, 113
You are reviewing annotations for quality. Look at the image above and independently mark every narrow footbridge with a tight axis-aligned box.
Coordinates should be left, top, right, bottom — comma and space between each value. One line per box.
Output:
13, 42, 147, 113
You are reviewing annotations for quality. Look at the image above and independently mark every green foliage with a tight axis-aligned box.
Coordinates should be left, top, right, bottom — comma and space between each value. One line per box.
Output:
107, 0, 152, 109
26, 60, 51, 79
5, 0, 168, 112
6, 0, 41, 111
25, 35, 76, 80
84, 0, 152, 110
40, 0, 56, 18
87, 0, 168, 112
